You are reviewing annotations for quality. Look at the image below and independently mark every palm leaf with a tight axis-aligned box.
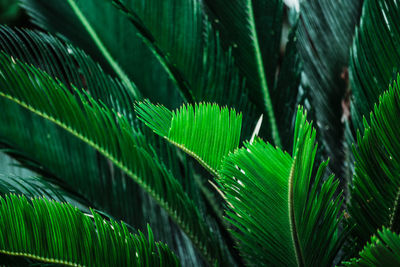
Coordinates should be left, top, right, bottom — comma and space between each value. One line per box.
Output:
344, 228, 400, 266
0, 194, 179, 266
350, 0, 400, 132
136, 101, 242, 177
348, 75, 400, 253
297, 0, 362, 179
0, 53, 227, 265
21, 0, 181, 108
218, 107, 345, 266
0, 26, 214, 265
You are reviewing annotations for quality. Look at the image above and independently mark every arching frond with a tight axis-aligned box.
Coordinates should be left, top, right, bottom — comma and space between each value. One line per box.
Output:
136, 101, 242, 177
0, 194, 179, 266
344, 228, 400, 266
0, 52, 226, 265
348, 75, 400, 253
350, 0, 400, 131
297, 0, 362, 179
218, 107, 345, 266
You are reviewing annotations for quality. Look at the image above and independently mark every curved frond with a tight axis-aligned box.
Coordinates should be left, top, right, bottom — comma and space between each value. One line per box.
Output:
348, 75, 400, 252
0, 53, 226, 265
136, 101, 242, 176
344, 228, 400, 266
0, 194, 179, 266
350, 0, 400, 131
297, 0, 362, 178
0, 26, 137, 123
218, 107, 345, 266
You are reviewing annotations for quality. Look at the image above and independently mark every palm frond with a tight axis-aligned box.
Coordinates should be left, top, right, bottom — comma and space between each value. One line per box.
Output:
0, 26, 214, 264
348, 75, 400, 253
20, 0, 181, 108
0, 194, 179, 266
201, 0, 300, 148
218, 107, 345, 266
0, 52, 230, 265
297, 0, 362, 179
344, 228, 400, 266
350, 0, 400, 132
136, 101, 242, 177
0, 25, 137, 122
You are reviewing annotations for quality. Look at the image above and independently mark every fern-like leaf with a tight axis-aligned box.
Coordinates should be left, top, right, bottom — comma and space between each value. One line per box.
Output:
0, 194, 179, 266
0, 52, 225, 265
348, 75, 400, 253
218, 107, 345, 266
136, 101, 242, 177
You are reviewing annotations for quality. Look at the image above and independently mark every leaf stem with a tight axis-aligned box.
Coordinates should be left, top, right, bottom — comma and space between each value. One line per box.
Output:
246, 0, 281, 147
288, 155, 305, 267
66, 0, 139, 99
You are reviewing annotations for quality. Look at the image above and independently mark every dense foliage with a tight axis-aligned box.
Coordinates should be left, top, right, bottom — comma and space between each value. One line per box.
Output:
0, 0, 399, 266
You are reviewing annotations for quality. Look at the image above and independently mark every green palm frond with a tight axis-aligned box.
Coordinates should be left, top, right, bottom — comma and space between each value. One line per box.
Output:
218, 107, 345, 266
21, 0, 181, 107
0, 194, 179, 266
136, 101, 242, 177
0, 26, 137, 121
202, 0, 301, 147
297, 0, 362, 178
350, 0, 400, 131
344, 228, 400, 266
348, 75, 400, 253
0, 52, 227, 265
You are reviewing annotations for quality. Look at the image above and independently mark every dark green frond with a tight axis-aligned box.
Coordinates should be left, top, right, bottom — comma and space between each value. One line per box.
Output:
0, 26, 137, 123
219, 107, 345, 266
344, 228, 400, 266
20, 0, 181, 107
202, 0, 287, 146
297, 0, 362, 179
350, 0, 400, 132
136, 101, 242, 176
0, 52, 227, 265
0, 194, 179, 266
348, 75, 400, 252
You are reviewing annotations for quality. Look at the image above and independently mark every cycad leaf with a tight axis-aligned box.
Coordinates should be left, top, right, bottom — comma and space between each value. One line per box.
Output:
344, 228, 400, 266
0, 26, 210, 264
0, 194, 179, 266
297, 0, 362, 178
0, 53, 225, 265
21, 0, 181, 107
348, 75, 400, 252
350, 0, 400, 132
202, 0, 289, 146
136, 101, 242, 176
219, 107, 345, 266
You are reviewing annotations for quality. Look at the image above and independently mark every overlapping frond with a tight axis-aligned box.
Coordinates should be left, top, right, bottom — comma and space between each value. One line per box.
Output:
348, 75, 400, 252
218, 107, 345, 266
136, 101, 242, 176
21, 0, 181, 107
0, 53, 226, 265
0, 194, 179, 266
203, 0, 301, 147
344, 228, 400, 266
297, 0, 362, 178
0, 26, 137, 123
350, 0, 400, 131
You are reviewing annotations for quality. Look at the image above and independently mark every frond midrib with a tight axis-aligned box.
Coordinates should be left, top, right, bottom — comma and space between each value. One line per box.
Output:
0, 249, 83, 267
246, 0, 281, 147
0, 92, 214, 264
66, 0, 139, 99
288, 154, 305, 267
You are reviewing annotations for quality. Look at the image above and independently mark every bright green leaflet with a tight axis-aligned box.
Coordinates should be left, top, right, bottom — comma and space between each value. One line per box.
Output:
0, 194, 179, 266
136, 101, 242, 177
219, 107, 345, 266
